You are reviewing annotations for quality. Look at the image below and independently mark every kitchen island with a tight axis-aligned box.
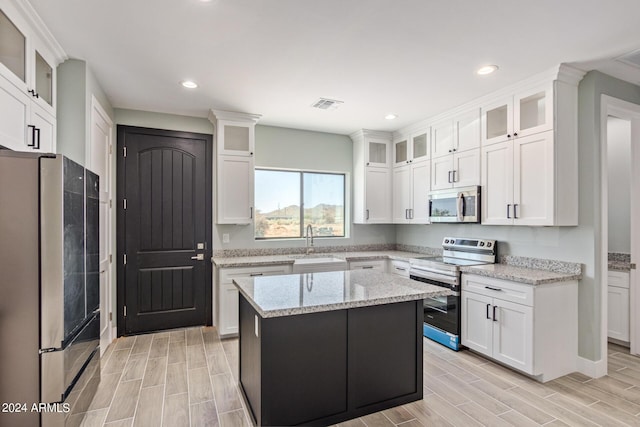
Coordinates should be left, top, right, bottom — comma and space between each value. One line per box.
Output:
233, 270, 452, 426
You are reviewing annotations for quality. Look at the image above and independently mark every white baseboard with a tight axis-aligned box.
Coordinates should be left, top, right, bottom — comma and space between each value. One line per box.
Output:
577, 356, 607, 378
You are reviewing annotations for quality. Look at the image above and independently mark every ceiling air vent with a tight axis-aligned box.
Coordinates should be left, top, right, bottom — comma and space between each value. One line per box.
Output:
311, 98, 344, 111
616, 49, 640, 69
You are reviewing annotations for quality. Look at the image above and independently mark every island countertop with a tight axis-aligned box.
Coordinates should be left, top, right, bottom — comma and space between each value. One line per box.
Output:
233, 269, 452, 318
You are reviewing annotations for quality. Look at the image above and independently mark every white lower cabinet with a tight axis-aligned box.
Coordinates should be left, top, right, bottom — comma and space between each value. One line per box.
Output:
349, 259, 386, 271
217, 264, 291, 337
608, 270, 630, 343
461, 274, 577, 382
388, 260, 410, 277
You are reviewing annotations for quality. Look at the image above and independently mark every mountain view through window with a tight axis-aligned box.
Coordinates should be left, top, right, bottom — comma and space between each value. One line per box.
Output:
254, 169, 345, 239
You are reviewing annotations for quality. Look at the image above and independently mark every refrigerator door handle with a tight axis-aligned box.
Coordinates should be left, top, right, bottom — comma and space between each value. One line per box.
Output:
39, 346, 62, 354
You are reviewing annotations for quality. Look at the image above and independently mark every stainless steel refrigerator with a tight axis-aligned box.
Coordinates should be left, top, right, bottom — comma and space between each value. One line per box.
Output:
0, 151, 101, 426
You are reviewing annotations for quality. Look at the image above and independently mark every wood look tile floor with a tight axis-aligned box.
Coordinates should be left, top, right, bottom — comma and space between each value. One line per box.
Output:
72, 329, 640, 427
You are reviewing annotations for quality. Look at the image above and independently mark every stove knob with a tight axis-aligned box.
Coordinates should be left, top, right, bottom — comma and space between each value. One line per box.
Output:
487, 242, 492, 248
479, 242, 485, 246
444, 239, 449, 244
450, 239, 455, 244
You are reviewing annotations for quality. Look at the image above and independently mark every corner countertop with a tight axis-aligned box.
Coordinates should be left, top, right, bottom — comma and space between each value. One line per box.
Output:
608, 253, 631, 272
213, 250, 422, 268
232, 269, 452, 318
460, 263, 582, 285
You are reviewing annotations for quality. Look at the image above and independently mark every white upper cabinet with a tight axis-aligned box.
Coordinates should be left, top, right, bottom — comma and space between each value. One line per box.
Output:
366, 138, 390, 168
455, 108, 481, 152
482, 131, 556, 225
431, 118, 454, 158
0, 1, 65, 153
393, 129, 429, 167
209, 110, 261, 224
480, 66, 583, 226
432, 108, 480, 158
430, 109, 481, 191
481, 83, 553, 146
209, 111, 261, 150
392, 161, 430, 224
352, 129, 393, 224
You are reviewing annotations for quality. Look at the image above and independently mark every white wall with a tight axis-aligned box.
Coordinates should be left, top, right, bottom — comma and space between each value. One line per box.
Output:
114, 109, 214, 134
57, 59, 114, 165
214, 125, 396, 249
607, 116, 631, 253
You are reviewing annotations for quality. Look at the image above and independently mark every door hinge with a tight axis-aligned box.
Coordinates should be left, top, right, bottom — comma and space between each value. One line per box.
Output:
123, 199, 127, 210
109, 144, 113, 155
109, 312, 112, 321
109, 199, 112, 208
123, 146, 127, 157
123, 306, 127, 317
631, 263, 637, 270
109, 254, 112, 263
123, 254, 127, 265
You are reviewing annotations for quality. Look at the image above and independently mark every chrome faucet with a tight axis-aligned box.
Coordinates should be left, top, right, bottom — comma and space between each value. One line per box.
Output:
305, 224, 314, 254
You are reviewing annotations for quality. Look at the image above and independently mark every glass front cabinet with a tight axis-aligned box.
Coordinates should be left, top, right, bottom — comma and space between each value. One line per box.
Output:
481, 84, 553, 146
0, 3, 61, 153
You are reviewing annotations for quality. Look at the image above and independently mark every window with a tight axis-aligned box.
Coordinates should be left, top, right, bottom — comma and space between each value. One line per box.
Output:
254, 169, 345, 239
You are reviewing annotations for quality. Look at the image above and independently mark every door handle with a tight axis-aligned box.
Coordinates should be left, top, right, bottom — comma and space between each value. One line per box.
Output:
366, 209, 370, 220
448, 171, 452, 183
507, 204, 511, 219
27, 125, 36, 147
34, 127, 40, 149
405, 209, 409, 219
486, 303, 491, 320
191, 254, 204, 261
513, 203, 519, 219
452, 170, 457, 182
493, 305, 498, 322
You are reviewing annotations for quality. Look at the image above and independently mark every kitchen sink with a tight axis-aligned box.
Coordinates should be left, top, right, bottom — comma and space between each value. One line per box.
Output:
291, 256, 348, 273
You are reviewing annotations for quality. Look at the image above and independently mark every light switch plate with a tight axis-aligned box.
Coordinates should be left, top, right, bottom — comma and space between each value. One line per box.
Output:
223, 234, 230, 243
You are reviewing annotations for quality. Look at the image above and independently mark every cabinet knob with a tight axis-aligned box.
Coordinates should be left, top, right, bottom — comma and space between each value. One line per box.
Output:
448, 149, 452, 153
250, 152, 253, 156
507, 134, 511, 138
366, 162, 370, 166
452, 148, 456, 152
513, 132, 518, 137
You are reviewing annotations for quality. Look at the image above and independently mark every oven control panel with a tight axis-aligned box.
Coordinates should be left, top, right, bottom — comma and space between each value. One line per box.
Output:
442, 237, 496, 253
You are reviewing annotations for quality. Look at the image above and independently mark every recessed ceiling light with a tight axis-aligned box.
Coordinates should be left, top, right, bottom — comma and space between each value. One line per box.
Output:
181, 80, 198, 89
477, 65, 499, 75
385, 114, 398, 120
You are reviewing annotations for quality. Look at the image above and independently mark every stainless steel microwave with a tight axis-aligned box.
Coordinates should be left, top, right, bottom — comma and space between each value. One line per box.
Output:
428, 186, 480, 223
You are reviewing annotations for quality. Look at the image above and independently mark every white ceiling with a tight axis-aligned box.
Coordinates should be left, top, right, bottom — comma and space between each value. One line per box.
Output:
27, 0, 640, 135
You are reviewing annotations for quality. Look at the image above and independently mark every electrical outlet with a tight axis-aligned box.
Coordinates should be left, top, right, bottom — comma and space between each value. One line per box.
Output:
223, 233, 230, 243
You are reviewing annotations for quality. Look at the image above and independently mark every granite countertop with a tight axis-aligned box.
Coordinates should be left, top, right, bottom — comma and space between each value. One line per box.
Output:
233, 269, 452, 318
609, 253, 631, 272
460, 263, 582, 285
213, 250, 422, 268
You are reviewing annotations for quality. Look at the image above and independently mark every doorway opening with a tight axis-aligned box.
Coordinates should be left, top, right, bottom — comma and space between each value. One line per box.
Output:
601, 95, 640, 374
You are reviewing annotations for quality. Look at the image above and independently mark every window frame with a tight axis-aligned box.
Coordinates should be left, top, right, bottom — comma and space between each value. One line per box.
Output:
254, 167, 347, 240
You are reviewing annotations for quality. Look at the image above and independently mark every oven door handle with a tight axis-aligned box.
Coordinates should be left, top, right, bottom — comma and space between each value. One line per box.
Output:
409, 266, 458, 286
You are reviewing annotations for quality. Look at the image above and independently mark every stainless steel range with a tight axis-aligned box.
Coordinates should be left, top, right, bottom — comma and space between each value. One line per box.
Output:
409, 237, 497, 351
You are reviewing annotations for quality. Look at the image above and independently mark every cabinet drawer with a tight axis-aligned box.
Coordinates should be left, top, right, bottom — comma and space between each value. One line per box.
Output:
349, 259, 386, 271
219, 264, 292, 283
608, 270, 630, 289
462, 274, 533, 307
389, 260, 410, 277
